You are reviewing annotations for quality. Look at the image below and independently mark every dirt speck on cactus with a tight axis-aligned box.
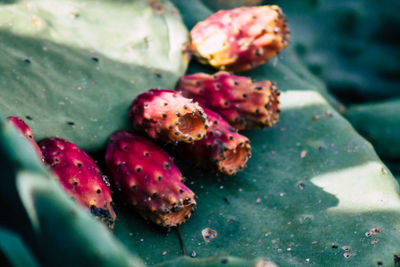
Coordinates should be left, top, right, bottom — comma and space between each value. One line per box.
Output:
202, 227, 218, 242
149, 0, 164, 14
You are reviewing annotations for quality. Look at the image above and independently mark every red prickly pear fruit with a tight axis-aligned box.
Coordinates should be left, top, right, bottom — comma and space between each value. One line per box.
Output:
178, 71, 280, 130
177, 108, 251, 175
40, 138, 116, 228
129, 89, 209, 143
105, 130, 196, 227
189, 5, 290, 72
7, 116, 43, 161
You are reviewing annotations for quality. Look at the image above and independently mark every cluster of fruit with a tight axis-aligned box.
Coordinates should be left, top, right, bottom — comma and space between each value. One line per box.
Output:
6, 5, 289, 228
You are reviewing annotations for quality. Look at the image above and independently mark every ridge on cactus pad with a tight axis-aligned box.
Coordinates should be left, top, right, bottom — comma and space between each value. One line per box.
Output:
178, 71, 280, 130
177, 107, 251, 175
6, 116, 43, 161
106, 130, 196, 227
129, 89, 209, 143
40, 138, 116, 228
189, 5, 290, 72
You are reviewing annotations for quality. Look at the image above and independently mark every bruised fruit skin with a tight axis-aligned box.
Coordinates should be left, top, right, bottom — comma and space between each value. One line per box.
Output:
178, 108, 251, 175
7, 116, 43, 161
105, 130, 196, 227
178, 71, 280, 130
129, 89, 209, 143
189, 5, 290, 72
40, 138, 116, 228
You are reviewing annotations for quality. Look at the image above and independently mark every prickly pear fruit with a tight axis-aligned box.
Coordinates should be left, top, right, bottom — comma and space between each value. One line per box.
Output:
7, 116, 43, 160
178, 71, 280, 130
105, 130, 196, 227
189, 5, 290, 72
178, 108, 251, 175
129, 89, 209, 143
40, 138, 116, 228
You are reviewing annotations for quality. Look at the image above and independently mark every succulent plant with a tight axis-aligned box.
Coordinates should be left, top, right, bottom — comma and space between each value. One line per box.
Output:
1, 0, 400, 267
345, 99, 400, 161
0, 0, 189, 152
271, 0, 400, 104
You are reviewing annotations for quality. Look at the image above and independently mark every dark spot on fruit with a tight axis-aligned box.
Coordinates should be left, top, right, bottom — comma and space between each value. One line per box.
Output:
255, 87, 262, 91
136, 167, 142, 172
242, 93, 247, 98
152, 193, 158, 198
164, 162, 170, 169
216, 84, 221, 89
158, 176, 163, 181
97, 189, 101, 194
214, 120, 218, 125
76, 162, 82, 167
28, 135, 33, 139
197, 134, 201, 138
195, 81, 201, 86
124, 146, 128, 150
169, 125, 174, 130
144, 152, 150, 157
73, 181, 79, 186
162, 114, 167, 118
224, 101, 229, 106
175, 132, 180, 136
234, 81, 239, 86
229, 136, 233, 140
132, 185, 137, 190
179, 189, 184, 194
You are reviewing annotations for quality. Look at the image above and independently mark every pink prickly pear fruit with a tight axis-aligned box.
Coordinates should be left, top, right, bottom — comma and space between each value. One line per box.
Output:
177, 71, 280, 130
40, 138, 116, 228
177, 108, 251, 175
129, 89, 209, 143
189, 5, 290, 72
7, 116, 43, 161
105, 130, 196, 227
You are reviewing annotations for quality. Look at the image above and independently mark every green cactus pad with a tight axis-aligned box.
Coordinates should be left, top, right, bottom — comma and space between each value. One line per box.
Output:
109, 1, 400, 266
0, 0, 189, 152
345, 99, 400, 161
2, 1, 400, 267
272, 0, 400, 104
